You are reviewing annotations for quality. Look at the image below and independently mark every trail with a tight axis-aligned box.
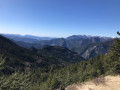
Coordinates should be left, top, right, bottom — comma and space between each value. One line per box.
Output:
66, 76, 120, 90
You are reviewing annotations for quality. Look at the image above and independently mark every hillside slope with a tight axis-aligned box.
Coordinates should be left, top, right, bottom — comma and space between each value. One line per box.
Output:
38, 45, 85, 64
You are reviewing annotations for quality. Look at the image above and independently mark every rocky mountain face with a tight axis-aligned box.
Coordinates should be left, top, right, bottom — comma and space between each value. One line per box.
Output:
71, 40, 114, 59
66, 37, 112, 49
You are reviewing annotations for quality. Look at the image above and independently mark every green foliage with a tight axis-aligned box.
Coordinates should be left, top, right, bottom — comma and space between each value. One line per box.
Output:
0, 33, 120, 90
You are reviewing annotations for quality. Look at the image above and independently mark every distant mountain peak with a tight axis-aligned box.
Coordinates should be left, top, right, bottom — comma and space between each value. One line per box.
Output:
66, 35, 112, 40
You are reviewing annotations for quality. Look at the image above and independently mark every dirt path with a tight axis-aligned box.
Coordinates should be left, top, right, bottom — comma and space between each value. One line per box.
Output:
66, 76, 120, 90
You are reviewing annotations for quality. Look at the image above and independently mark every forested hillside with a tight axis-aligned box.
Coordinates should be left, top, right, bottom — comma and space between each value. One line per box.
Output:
0, 35, 84, 74
0, 33, 120, 90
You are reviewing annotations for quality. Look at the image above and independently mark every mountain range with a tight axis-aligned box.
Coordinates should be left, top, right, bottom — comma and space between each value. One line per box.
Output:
1, 34, 113, 59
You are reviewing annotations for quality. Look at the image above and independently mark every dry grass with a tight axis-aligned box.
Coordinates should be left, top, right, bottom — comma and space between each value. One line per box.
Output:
92, 77, 106, 86
66, 75, 120, 90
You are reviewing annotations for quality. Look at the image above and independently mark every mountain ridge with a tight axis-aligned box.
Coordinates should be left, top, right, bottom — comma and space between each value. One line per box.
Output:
1, 33, 113, 59
0, 35, 85, 74
66, 34, 112, 40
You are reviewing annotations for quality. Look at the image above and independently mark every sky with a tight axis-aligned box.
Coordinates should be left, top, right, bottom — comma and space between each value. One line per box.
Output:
0, 0, 120, 37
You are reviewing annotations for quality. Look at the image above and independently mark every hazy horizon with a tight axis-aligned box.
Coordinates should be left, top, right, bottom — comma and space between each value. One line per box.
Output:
0, 32, 115, 38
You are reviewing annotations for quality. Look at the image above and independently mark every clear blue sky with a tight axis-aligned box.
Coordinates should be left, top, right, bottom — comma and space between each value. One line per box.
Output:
0, 0, 120, 37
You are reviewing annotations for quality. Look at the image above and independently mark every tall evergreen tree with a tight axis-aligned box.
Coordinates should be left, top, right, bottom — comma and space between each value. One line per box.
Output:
104, 32, 120, 74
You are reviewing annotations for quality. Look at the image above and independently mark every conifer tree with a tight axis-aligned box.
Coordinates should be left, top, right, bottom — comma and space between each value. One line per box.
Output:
104, 32, 120, 74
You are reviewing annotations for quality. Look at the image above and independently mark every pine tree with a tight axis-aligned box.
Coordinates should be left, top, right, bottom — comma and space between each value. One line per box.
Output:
104, 32, 120, 74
